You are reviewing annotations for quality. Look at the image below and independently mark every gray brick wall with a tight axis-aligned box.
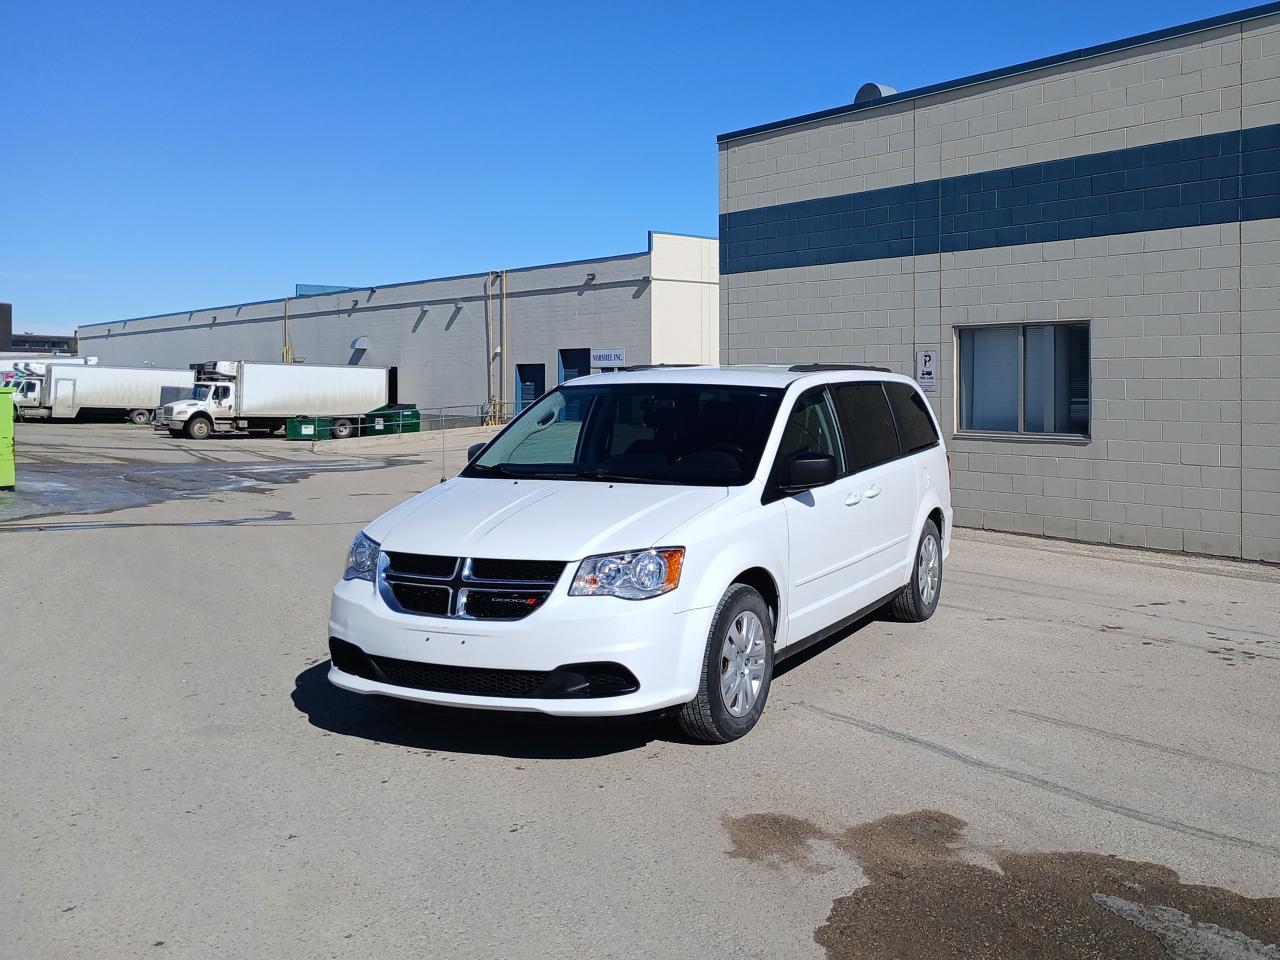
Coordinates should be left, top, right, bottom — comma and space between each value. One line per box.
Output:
721, 12, 1280, 562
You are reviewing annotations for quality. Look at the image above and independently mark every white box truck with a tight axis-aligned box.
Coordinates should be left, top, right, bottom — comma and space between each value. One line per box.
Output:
11, 364, 196, 424
154, 361, 389, 439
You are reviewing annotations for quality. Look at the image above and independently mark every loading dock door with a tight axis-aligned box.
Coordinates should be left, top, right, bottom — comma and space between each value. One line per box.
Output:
517, 364, 545, 412
557, 348, 590, 384
52, 379, 75, 418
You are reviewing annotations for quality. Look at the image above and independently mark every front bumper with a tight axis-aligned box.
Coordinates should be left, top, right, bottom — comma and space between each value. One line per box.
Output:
328, 576, 714, 716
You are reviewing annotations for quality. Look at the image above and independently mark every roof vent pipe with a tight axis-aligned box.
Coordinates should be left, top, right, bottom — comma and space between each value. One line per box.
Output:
854, 82, 896, 104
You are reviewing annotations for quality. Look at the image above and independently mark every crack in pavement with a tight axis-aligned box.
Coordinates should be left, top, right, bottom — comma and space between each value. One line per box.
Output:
804, 704, 1280, 858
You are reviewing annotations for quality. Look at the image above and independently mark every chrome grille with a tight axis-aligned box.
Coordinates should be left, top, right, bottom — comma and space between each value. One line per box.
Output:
380, 553, 566, 621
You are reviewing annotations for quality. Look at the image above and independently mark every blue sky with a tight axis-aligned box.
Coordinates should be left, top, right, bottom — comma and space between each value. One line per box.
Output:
1, 0, 1253, 332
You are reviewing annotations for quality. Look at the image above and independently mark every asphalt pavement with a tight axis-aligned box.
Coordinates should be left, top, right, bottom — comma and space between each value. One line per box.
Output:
3, 421, 1278, 959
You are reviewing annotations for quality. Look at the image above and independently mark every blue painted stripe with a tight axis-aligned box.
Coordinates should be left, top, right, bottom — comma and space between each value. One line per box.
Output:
718, 3, 1280, 143
720, 124, 1280, 276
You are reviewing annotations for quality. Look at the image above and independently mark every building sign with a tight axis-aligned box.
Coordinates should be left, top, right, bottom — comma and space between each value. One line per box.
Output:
591, 347, 625, 367
915, 349, 938, 394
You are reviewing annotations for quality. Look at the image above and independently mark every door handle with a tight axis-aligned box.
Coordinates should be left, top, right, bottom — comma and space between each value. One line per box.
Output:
844, 492, 862, 506
864, 484, 881, 499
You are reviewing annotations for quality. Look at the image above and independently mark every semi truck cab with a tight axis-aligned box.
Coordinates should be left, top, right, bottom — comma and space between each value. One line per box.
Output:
156, 381, 236, 438
11, 379, 39, 411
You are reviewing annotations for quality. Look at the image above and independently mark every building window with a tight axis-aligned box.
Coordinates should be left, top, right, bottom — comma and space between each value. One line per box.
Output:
958, 323, 1089, 436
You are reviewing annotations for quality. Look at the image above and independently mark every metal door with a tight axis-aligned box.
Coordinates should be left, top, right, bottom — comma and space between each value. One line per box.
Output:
53, 379, 75, 418
516, 364, 545, 412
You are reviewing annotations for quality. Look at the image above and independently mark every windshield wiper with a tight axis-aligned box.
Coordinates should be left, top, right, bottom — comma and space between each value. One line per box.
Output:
470, 462, 521, 478
475, 463, 587, 480
583, 469, 684, 485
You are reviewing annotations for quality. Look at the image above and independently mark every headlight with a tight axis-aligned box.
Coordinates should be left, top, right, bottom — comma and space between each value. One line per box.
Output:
344, 532, 380, 582
570, 547, 684, 600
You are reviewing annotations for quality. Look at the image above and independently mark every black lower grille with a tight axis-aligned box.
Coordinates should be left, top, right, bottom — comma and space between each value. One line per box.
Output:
329, 639, 639, 699
377, 657, 547, 697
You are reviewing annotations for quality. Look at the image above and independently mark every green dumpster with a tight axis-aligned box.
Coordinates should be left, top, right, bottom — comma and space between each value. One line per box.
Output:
285, 416, 334, 441
362, 404, 420, 436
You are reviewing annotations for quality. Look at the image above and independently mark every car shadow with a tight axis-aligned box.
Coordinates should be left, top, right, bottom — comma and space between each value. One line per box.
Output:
291, 662, 674, 759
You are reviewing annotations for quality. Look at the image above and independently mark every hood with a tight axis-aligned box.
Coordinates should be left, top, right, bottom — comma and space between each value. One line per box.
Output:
368, 477, 727, 561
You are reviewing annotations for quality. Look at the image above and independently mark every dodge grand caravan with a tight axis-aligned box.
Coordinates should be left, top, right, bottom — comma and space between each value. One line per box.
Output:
328, 364, 951, 742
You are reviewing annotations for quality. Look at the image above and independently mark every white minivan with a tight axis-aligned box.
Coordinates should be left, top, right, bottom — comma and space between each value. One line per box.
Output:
328, 364, 951, 742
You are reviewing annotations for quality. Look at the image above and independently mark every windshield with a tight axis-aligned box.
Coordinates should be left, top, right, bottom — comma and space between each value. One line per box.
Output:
189, 384, 212, 400
464, 382, 785, 486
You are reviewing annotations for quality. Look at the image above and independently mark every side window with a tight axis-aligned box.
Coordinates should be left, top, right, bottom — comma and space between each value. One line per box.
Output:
884, 382, 940, 454
833, 382, 900, 472
213, 385, 230, 401
502, 392, 587, 464
771, 387, 845, 481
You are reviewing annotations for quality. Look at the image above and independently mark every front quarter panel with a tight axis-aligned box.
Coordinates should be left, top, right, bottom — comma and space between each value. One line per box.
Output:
670, 487, 791, 646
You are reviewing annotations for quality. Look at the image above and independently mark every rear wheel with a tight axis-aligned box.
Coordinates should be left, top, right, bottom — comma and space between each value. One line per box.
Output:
677, 584, 774, 743
128, 409, 152, 425
184, 417, 212, 440
330, 418, 354, 440
887, 519, 942, 622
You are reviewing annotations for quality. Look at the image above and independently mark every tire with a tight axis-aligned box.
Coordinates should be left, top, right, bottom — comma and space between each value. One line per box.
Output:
168, 428, 183, 438
128, 409, 152, 425
330, 418, 354, 440
887, 519, 943, 622
184, 417, 212, 440
677, 584, 774, 743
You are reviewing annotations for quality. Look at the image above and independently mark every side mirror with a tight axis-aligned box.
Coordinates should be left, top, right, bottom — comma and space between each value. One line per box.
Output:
781, 452, 838, 493
467, 442, 487, 462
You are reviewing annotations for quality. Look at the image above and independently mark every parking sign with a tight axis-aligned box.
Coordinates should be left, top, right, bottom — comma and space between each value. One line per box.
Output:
915, 349, 937, 394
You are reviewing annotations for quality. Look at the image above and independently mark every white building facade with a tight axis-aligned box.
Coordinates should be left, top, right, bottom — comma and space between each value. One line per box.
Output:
78, 232, 718, 415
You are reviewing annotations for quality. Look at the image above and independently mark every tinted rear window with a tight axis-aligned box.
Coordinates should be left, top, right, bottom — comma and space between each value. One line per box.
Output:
833, 383, 900, 473
885, 382, 940, 453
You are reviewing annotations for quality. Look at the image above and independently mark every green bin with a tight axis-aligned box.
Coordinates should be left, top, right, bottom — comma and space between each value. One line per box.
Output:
286, 416, 334, 441
362, 404, 420, 436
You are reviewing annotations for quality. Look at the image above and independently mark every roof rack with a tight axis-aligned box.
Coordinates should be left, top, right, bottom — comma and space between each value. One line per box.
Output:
788, 362, 892, 373
616, 363, 700, 372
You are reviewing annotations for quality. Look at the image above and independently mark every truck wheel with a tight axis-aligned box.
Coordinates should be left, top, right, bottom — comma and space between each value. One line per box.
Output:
331, 418, 354, 440
185, 417, 212, 440
128, 409, 152, 425
168, 428, 183, 439
677, 584, 774, 744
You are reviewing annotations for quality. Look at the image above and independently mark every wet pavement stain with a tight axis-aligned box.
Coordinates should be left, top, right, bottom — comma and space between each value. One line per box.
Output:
0, 510, 295, 533
723, 810, 1280, 960
723, 813, 832, 874
0, 459, 396, 524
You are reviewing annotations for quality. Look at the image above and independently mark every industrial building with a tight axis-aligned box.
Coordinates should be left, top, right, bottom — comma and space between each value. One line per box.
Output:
77, 232, 717, 415
719, 4, 1280, 562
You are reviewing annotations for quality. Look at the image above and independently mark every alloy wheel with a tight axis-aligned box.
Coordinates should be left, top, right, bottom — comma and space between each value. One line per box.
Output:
719, 610, 767, 718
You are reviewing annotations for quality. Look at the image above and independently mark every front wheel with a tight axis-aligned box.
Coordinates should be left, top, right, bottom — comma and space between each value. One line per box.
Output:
168, 428, 183, 438
887, 519, 942, 622
184, 417, 212, 440
677, 584, 774, 743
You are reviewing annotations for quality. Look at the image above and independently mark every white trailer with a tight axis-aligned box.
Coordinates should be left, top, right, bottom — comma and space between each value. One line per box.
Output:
12, 364, 196, 424
154, 361, 389, 439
